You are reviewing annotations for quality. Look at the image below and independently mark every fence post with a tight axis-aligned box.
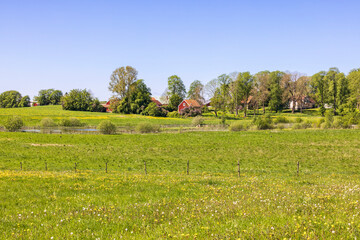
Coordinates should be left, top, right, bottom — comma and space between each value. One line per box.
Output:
106, 162, 108, 173
238, 160, 240, 177
144, 161, 147, 175
75, 162, 77, 173
20, 162, 22, 171
297, 161, 299, 176
187, 160, 189, 175
45, 161, 47, 171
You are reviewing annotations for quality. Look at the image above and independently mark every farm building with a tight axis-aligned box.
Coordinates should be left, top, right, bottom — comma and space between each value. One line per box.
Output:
289, 96, 316, 111
101, 101, 112, 112
151, 97, 162, 106
178, 99, 201, 113
30, 101, 39, 107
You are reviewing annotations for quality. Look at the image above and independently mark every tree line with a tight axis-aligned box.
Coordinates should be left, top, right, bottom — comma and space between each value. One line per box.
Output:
1, 66, 359, 118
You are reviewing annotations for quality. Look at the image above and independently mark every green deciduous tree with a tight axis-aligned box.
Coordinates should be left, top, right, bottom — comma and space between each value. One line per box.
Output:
109, 66, 138, 99
187, 80, 205, 104
268, 71, 284, 112
34, 89, 63, 105
62, 89, 104, 112
347, 68, 360, 110
253, 71, 271, 114
310, 71, 328, 116
0, 90, 29, 108
168, 75, 186, 99
237, 72, 254, 117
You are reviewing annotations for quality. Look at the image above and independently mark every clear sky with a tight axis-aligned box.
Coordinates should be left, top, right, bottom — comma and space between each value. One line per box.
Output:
1, 0, 359, 100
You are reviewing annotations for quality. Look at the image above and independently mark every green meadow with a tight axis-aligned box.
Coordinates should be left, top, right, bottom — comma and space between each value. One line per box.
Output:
1, 129, 360, 239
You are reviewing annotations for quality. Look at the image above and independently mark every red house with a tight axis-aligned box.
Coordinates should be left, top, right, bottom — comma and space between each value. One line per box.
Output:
178, 99, 201, 113
101, 101, 112, 112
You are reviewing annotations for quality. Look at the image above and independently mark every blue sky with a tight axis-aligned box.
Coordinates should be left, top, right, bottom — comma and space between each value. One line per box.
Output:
1, 0, 359, 100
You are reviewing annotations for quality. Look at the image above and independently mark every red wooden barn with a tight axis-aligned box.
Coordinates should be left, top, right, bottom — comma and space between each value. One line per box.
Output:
178, 99, 201, 113
101, 101, 112, 112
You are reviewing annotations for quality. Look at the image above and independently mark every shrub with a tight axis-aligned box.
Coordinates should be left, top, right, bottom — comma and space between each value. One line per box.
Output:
274, 116, 289, 124
253, 114, 273, 130
135, 122, 160, 133
179, 106, 202, 117
40, 118, 56, 128
98, 120, 116, 134
292, 121, 312, 130
220, 114, 227, 126
3, 116, 24, 132
277, 124, 285, 130
59, 117, 83, 127
167, 111, 180, 118
192, 116, 205, 127
313, 118, 325, 128
229, 121, 248, 131
295, 117, 303, 123
324, 111, 334, 128
142, 102, 167, 117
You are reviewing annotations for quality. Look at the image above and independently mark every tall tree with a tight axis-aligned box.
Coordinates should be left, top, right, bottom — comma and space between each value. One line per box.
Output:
336, 72, 350, 113
268, 71, 284, 112
109, 66, 138, 99
167, 75, 186, 99
310, 71, 328, 116
347, 68, 360, 110
325, 67, 339, 115
237, 72, 254, 117
205, 79, 221, 117
296, 76, 310, 113
282, 72, 306, 114
253, 71, 270, 114
217, 74, 231, 112
187, 80, 205, 104
0, 91, 27, 108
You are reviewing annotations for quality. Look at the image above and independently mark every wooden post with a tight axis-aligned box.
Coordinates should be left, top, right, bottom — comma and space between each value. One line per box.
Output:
20, 162, 22, 171
297, 161, 299, 176
45, 161, 47, 171
238, 160, 240, 177
187, 160, 189, 175
144, 161, 147, 175
106, 162, 108, 173
74, 162, 77, 173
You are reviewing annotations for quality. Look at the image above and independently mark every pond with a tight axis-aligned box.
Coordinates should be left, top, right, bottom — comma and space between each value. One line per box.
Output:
21, 128, 99, 134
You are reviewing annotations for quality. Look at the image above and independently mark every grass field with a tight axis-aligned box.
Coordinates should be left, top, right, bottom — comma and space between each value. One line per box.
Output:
1, 129, 360, 239
0, 105, 322, 128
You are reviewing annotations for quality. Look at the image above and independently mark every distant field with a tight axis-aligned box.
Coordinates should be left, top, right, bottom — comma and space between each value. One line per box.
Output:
1, 130, 360, 238
0, 105, 322, 128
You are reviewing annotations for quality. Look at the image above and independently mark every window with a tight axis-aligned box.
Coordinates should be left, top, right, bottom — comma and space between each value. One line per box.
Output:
183, 103, 186, 106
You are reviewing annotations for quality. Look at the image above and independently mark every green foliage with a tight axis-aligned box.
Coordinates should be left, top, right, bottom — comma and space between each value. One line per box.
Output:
268, 71, 284, 112
19, 95, 30, 107
324, 111, 334, 128
253, 114, 273, 130
62, 89, 101, 112
167, 75, 186, 99
273, 116, 289, 123
97, 120, 116, 134
135, 122, 160, 133
34, 89, 63, 105
295, 117, 303, 123
142, 102, 167, 117
109, 66, 138, 99
59, 117, 83, 127
90, 99, 106, 112
3, 116, 24, 131
192, 116, 205, 126
229, 121, 248, 131
292, 121, 311, 129
40, 118, 56, 128
168, 94, 183, 111
0, 90, 26, 108
113, 79, 152, 114
167, 111, 180, 118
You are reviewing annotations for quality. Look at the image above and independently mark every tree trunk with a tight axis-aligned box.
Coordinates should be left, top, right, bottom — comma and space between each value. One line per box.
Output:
235, 106, 238, 116
300, 100, 303, 113
244, 103, 247, 117
263, 103, 265, 114
292, 99, 295, 114
214, 109, 218, 117
333, 98, 336, 115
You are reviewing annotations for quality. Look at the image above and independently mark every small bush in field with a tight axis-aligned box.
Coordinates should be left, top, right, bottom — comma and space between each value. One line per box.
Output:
192, 116, 205, 126
40, 118, 56, 128
3, 116, 24, 132
136, 122, 160, 133
229, 121, 248, 131
167, 111, 180, 118
98, 120, 116, 134
274, 116, 289, 124
295, 117, 303, 123
59, 117, 83, 127
314, 118, 325, 128
253, 114, 273, 130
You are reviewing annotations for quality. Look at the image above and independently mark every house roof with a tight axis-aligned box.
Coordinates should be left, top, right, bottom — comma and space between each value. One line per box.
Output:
184, 99, 201, 107
151, 97, 162, 106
